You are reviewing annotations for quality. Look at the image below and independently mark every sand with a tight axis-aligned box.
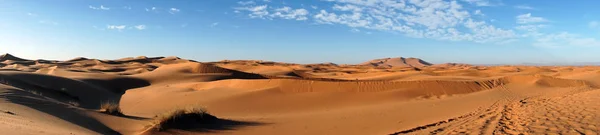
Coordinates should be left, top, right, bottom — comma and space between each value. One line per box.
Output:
0, 53, 599, 135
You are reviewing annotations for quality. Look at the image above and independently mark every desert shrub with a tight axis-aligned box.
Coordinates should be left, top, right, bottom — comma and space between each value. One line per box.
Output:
100, 101, 124, 116
152, 107, 217, 131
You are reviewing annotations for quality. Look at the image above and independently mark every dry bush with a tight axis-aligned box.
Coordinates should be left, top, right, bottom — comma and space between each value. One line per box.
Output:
100, 101, 124, 116
152, 107, 218, 131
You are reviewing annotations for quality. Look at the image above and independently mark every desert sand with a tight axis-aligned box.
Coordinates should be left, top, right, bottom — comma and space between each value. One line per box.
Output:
0, 53, 599, 135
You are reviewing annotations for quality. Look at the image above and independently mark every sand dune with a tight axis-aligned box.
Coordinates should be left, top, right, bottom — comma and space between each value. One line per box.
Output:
360, 57, 432, 68
0, 54, 599, 135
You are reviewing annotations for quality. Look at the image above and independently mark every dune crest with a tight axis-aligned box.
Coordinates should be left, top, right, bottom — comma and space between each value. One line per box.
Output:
360, 57, 432, 68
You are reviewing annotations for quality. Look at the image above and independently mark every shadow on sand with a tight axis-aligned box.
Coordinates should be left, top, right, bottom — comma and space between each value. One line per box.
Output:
153, 118, 267, 134
0, 89, 121, 135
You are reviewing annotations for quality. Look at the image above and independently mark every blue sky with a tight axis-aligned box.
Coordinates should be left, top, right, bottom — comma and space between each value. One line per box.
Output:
1, 0, 600, 64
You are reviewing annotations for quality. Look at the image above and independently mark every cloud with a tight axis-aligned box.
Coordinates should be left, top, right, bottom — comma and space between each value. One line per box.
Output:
89, 5, 110, 10
311, 0, 516, 43
211, 22, 219, 27
533, 32, 600, 47
263, 0, 271, 2
169, 8, 181, 14
459, 0, 500, 7
233, 0, 600, 46
238, 1, 256, 5
589, 21, 599, 28
123, 6, 132, 10
234, 5, 269, 18
39, 20, 58, 25
146, 7, 158, 12
107, 25, 127, 31
474, 10, 484, 16
271, 7, 309, 20
516, 13, 548, 24
514, 5, 536, 10
516, 24, 547, 32
311, 5, 318, 9
27, 13, 37, 16
134, 25, 146, 30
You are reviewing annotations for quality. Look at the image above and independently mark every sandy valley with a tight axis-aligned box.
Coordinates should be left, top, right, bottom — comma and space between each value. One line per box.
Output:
0, 54, 598, 135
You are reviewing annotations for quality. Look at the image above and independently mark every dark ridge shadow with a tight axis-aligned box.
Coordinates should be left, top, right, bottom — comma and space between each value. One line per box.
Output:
4, 61, 36, 66
0, 89, 121, 135
120, 114, 151, 120
79, 77, 151, 94
0, 69, 22, 72
159, 118, 267, 133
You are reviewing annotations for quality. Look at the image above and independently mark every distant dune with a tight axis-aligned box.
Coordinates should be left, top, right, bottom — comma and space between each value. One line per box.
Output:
0, 54, 599, 135
360, 57, 432, 68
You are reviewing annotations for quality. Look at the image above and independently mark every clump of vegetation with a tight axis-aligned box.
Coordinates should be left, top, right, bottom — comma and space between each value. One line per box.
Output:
152, 107, 218, 131
100, 101, 124, 116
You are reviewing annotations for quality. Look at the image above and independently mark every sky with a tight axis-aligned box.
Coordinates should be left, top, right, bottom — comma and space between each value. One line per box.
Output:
1, 0, 600, 64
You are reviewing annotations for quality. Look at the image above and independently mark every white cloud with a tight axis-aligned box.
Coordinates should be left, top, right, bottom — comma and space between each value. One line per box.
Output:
516, 24, 547, 32
235, 5, 269, 18
589, 21, 599, 28
39, 20, 58, 25
238, 1, 256, 5
134, 25, 146, 30
123, 6, 132, 10
211, 22, 219, 27
271, 7, 309, 20
474, 10, 484, 16
169, 8, 181, 14
311, 5, 318, 9
514, 5, 536, 10
460, 0, 499, 7
263, 0, 271, 2
311, 0, 516, 43
107, 25, 127, 31
27, 13, 37, 16
516, 13, 548, 24
146, 7, 158, 12
89, 5, 110, 10
533, 32, 600, 47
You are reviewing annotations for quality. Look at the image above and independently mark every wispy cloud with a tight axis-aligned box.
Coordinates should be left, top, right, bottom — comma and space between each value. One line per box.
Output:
123, 6, 132, 10
533, 32, 600, 47
474, 10, 484, 16
234, 5, 269, 18
134, 25, 146, 30
516, 13, 548, 24
89, 5, 110, 10
107, 25, 127, 31
169, 8, 181, 14
39, 20, 58, 25
460, 0, 501, 7
235, 0, 516, 44
27, 13, 37, 16
238, 1, 256, 5
514, 5, 536, 10
145, 7, 158, 12
235, 5, 309, 21
210, 22, 219, 27
271, 7, 309, 20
